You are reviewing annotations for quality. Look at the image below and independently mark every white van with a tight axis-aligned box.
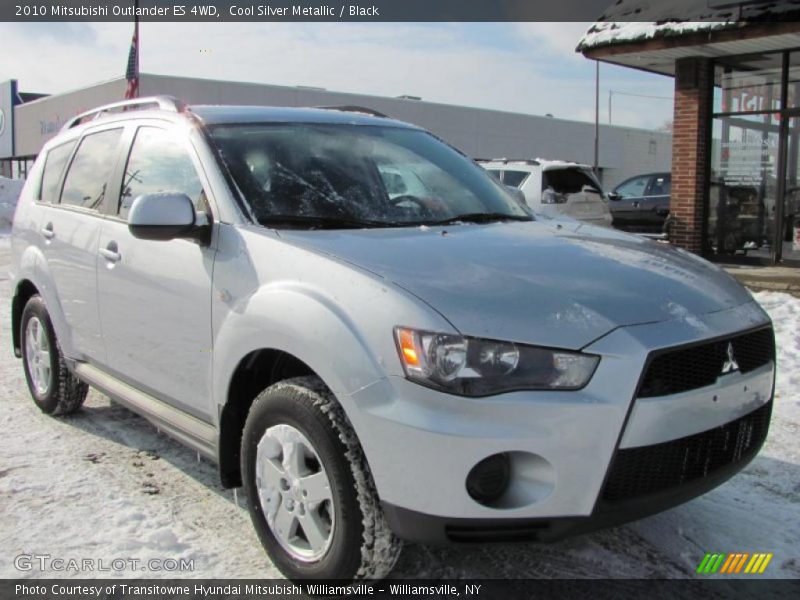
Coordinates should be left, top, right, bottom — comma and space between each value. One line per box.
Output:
479, 158, 613, 227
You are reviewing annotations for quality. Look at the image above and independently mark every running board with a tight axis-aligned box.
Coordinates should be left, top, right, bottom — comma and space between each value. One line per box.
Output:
74, 363, 217, 462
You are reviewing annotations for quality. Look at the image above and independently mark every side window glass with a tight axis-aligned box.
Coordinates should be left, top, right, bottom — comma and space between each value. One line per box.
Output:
120, 127, 206, 220
615, 176, 651, 199
648, 175, 671, 196
40, 141, 76, 204
60, 129, 123, 210
502, 170, 530, 188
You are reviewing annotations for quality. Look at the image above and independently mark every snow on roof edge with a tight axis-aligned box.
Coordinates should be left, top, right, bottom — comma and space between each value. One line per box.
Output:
577, 0, 800, 53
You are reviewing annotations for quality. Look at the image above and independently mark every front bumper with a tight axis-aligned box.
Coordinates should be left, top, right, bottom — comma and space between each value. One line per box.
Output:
344, 301, 773, 541
383, 399, 772, 542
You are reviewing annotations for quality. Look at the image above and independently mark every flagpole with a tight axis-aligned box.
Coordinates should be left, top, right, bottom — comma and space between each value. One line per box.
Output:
134, 0, 140, 98
124, 0, 140, 99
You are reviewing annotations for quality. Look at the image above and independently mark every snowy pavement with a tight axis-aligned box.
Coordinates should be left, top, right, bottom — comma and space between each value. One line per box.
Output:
1, 236, 798, 579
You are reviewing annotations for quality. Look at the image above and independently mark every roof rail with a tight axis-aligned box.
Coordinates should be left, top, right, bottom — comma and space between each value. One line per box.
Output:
475, 158, 541, 165
61, 96, 186, 132
317, 105, 389, 118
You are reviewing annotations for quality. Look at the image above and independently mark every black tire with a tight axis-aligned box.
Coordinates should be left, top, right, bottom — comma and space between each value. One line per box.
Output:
241, 376, 401, 581
20, 295, 88, 415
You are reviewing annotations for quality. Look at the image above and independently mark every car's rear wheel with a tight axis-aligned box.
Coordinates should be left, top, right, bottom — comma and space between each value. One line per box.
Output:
20, 295, 88, 415
241, 376, 401, 580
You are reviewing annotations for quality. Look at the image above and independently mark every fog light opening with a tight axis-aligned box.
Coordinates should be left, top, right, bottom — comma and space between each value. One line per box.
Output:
466, 453, 511, 506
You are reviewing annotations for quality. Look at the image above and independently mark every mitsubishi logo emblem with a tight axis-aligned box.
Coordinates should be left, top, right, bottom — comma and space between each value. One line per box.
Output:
721, 342, 739, 375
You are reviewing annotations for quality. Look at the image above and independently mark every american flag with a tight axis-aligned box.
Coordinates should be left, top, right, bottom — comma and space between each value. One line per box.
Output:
124, 19, 139, 99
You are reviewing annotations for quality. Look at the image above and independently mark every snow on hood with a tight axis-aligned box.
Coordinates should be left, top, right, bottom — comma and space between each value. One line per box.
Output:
279, 221, 753, 350
577, 0, 800, 52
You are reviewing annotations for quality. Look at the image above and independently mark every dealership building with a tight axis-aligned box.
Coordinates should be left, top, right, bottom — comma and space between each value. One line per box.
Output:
0, 73, 671, 192
580, 8, 800, 266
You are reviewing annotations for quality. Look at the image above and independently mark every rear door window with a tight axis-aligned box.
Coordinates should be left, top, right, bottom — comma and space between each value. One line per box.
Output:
39, 141, 76, 204
60, 129, 123, 210
647, 174, 671, 196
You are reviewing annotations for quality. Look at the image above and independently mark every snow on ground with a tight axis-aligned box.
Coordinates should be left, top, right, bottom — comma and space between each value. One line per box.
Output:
0, 177, 22, 229
0, 240, 798, 578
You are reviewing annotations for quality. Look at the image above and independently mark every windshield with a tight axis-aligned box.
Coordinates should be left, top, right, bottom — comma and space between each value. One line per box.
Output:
208, 123, 532, 228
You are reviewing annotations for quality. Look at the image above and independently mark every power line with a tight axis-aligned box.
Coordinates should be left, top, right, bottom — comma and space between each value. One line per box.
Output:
608, 90, 672, 125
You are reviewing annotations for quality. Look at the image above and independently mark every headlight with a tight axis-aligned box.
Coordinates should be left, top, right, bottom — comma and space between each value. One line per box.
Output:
395, 327, 599, 396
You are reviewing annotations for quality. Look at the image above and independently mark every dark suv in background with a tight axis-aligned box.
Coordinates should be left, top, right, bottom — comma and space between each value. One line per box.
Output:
609, 172, 671, 234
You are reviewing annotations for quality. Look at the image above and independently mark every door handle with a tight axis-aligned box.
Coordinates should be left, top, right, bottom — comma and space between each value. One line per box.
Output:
99, 242, 121, 263
41, 223, 55, 240
632, 201, 641, 208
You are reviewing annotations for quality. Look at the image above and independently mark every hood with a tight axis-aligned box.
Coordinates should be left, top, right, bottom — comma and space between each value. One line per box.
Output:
278, 221, 753, 349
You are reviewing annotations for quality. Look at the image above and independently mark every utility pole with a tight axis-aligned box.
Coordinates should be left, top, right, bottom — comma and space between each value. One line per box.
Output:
593, 61, 600, 177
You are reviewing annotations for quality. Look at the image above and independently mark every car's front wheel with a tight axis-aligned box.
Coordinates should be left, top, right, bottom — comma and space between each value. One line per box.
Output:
241, 376, 401, 580
20, 295, 88, 415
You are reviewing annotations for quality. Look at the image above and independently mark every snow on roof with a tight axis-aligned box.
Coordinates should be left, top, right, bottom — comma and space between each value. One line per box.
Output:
477, 158, 591, 170
578, 0, 800, 52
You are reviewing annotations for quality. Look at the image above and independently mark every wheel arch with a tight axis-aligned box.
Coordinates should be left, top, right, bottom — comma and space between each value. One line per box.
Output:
12, 279, 41, 357
218, 348, 332, 488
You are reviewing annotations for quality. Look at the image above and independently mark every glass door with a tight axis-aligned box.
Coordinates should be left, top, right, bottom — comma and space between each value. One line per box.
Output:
709, 113, 779, 259
779, 114, 800, 262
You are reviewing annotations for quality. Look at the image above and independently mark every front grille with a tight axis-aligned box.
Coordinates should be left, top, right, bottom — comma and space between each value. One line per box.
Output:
601, 401, 772, 502
638, 327, 774, 398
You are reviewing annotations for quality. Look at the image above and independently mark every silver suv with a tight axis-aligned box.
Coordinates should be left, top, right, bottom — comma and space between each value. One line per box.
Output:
10, 97, 775, 581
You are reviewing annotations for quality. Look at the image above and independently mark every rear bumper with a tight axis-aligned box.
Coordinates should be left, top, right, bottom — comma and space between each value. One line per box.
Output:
382, 399, 772, 543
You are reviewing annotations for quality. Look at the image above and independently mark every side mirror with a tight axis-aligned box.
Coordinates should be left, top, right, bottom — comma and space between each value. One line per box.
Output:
607, 192, 621, 201
127, 192, 200, 241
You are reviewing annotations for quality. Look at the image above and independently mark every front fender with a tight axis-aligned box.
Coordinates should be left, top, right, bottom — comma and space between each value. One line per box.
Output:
12, 243, 77, 360
213, 281, 392, 418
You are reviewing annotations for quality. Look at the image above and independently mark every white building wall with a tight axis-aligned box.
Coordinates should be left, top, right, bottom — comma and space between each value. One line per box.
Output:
11, 74, 672, 189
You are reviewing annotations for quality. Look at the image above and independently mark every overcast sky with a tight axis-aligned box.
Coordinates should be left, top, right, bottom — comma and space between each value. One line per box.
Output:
0, 22, 675, 130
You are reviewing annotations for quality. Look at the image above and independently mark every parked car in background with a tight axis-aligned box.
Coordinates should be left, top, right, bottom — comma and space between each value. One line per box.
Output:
478, 158, 612, 227
608, 172, 671, 233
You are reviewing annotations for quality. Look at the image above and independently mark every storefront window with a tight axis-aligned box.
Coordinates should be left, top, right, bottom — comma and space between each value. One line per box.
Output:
782, 117, 800, 261
709, 114, 779, 257
709, 51, 800, 264
789, 52, 800, 109
714, 54, 783, 114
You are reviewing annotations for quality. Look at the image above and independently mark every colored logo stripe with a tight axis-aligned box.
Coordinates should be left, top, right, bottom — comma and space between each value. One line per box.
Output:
697, 553, 773, 574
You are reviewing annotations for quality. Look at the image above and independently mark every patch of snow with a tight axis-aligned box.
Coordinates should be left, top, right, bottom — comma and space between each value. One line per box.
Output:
0, 176, 23, 230
578, 0, 800, 51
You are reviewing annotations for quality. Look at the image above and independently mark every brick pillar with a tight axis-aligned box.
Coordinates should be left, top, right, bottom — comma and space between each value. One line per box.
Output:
670, 57, 712, 254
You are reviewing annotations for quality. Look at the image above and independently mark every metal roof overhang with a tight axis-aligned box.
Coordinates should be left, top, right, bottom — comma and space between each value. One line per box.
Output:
581, 23, 800, 77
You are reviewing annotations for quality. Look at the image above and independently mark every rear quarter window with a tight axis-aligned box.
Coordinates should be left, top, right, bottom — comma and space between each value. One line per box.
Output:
501, 170, 530, 188
39, 141, 76, 204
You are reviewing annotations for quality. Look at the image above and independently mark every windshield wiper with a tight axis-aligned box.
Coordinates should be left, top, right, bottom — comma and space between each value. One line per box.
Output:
259, 214, 395, 230
427, 213, 533, 226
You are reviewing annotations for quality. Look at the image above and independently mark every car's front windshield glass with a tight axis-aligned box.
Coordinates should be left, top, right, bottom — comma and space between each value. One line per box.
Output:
208, 123, 532, 228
